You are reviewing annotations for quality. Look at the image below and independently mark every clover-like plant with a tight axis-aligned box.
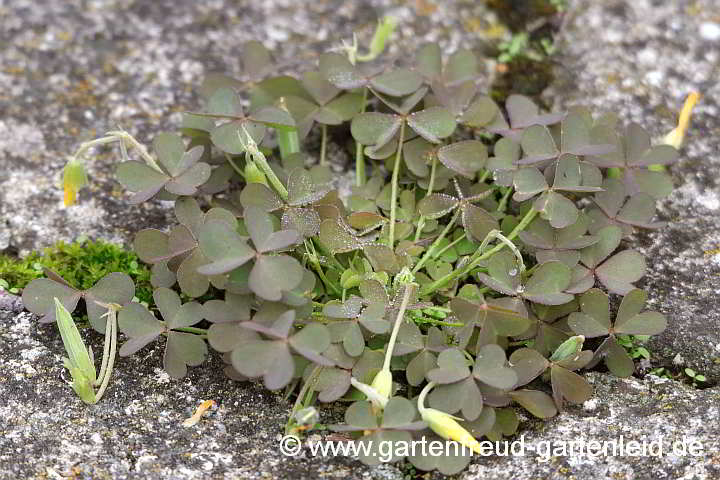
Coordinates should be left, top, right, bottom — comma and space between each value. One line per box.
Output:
230, 309, 333, 390
417, 178, 498, 243
568, 288, 666, 377
476, 250, 574, 305
22, 24, 684, 476
117, 132, 210, 203
22, 269, 134, 331
586, 178, 666, 236
197, 206, 305, 301
118, 288, 206, 378
238, 168, 329, 238
567, 225, 646, 295
588, 122, 679, 198
330, 397, 426, 465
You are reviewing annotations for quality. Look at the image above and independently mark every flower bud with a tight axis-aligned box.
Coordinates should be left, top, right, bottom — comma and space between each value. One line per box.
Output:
350, 370, 390, 410
244, 160, 269, 186
55, 298, 97, 404
62, 157, 88, 207
420, 407, 483, 454
418, 381, 482, 454
370, 368, 392, 402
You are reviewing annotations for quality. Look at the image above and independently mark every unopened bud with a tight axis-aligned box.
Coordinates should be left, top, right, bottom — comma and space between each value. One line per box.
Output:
62, 157, 88, 207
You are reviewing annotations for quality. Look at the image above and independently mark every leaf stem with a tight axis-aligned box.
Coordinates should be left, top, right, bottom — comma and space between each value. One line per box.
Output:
94, 309, 117, 402
433, 233, 466, 260
225, 153, 246, 178
496, 187, 513, 212
173, 326, 208, 335
239, 127, 289, 200
355, 88, 369, 187
412, 208, 460, 274
413, 155, 438, 242
383, 283, 415, 372
387, 122, 406, 247
285, 365, 322, 435
419, 207, 538, 296
95, 310, 113, 387
320, 124, 328, 166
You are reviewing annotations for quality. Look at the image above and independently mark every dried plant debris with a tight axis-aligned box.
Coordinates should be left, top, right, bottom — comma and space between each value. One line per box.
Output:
20, 29, 681, 475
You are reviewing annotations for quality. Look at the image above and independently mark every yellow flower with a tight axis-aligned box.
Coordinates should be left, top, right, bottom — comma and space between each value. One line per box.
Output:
62, 157, 88, 207
417, 381, 483, 454
663, 91, 700, 149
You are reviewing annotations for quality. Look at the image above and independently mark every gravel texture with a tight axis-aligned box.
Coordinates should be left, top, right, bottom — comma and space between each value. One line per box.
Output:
1, 0, 719, 479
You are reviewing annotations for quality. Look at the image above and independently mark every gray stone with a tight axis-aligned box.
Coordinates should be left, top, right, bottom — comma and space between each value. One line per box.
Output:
2, 0, 720, 478
544, 0, 720, 382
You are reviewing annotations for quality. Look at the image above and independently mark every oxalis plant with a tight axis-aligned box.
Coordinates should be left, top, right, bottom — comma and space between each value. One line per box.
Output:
22, 20, 692, 474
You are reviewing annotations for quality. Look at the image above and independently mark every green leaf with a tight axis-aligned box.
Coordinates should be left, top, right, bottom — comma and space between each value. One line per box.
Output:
473, 344, 517, 390
319, 53, 365, 89
567, 288, 611, 337
604, 338, 635, 377
595, 249, 646, 295
407, 107, 457, 143
509, 348, 549, 386
437, 140, 487, 179
249, 255, 304, 301
369, 68, 422, 96
251, 106, 297, 130
513, 168, 548, 199
164, 331, 208, 378
415, 43, 442, 79
445, 49, 478, 84
22, 278, 81, 323
522, 261, 573, 305
534, 191, 579, 229
350, 112, 401, 147
461, 204, 499, 243
115, 161, 168, 203
461, 96, 500, 128
551, 365, 593, 407
319, 219, 363, 253
417, 194, 457, 219
197, 220, 255, 275
206, 86, 244, 117
520, 125, 558, 163
210, 121, 266, 154
614, 311, 667, 335
509, 390, 557, 418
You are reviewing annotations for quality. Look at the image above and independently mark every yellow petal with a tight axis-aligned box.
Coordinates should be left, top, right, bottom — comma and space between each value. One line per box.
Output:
664, 91, 700, 149
63, 185, 77, 207
182, 399, 216, 427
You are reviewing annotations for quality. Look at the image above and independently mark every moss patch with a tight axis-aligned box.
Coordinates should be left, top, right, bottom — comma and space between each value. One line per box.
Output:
0, 238, 152, 304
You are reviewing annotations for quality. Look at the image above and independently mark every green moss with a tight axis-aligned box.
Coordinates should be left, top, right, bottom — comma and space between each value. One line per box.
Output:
0, 238, 152, 304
